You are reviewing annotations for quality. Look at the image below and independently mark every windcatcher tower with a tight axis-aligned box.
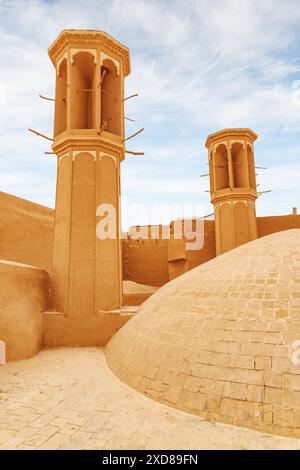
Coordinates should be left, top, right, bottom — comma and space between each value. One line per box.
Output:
48, 30, 130, 327
205, 129, 258, 255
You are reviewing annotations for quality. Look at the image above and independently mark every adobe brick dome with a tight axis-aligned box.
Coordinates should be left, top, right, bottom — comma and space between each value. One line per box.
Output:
106, 230, 300, 437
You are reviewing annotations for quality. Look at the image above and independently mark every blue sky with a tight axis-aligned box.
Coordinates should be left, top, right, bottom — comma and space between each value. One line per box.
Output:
1, 0, 300, 228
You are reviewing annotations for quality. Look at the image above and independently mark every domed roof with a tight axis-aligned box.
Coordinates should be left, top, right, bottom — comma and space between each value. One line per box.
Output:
107, 230, 300, 438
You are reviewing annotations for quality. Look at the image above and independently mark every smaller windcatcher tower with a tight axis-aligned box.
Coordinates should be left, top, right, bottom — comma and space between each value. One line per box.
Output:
205, 129, 258, 255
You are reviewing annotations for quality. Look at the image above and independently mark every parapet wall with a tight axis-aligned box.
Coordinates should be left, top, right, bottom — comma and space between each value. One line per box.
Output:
257, 214, 300, 238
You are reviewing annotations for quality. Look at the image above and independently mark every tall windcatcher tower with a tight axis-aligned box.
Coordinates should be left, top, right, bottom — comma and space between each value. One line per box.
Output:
48, 30, 130, 321
205, 129, 258, 255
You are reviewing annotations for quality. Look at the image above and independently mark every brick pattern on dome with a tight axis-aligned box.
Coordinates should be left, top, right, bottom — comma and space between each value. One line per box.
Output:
106, 229, 300, 438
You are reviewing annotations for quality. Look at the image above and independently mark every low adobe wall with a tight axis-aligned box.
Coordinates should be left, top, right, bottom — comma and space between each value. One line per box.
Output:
257, 214, 300, 238
168, 219, 216, 280
127, 241, 169, 287
42, 310, 135, 348
0, 260, 49, 361
124, 221, 216, 287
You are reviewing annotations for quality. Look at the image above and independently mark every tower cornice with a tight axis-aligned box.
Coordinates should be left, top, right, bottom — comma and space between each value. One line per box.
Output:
211, 188, 258, 205
205, 128, 258, 149
52, 135, 125, 160
48, 29, 131, 77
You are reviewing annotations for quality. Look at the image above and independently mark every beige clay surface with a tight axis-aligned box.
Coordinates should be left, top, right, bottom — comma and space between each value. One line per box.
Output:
0, 348, 299, 450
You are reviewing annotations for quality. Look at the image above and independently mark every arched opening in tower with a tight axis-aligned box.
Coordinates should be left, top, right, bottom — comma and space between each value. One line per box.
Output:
71, 52, 96, 129
231, 143, 248, 188
215, 144, 229, 190
247, 144, 256, 190
54, 58, 67, 136
100, 59, 121, 136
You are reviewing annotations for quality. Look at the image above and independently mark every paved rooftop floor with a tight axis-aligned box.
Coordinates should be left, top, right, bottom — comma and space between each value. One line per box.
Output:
0, 348, 299, 450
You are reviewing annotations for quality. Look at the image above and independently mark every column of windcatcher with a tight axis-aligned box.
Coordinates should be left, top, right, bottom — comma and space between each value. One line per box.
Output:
29, 30, 144, 322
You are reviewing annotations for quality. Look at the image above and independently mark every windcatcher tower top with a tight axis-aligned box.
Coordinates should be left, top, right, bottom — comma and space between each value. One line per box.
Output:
48, 29, 130, 153
205, 129, 258, 255
46, 30, 130, 345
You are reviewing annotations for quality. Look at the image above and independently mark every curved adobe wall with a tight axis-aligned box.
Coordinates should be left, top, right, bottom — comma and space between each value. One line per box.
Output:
0, 260, 49, 361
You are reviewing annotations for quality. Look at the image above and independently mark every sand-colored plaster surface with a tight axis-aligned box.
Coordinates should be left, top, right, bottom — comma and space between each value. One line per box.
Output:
0, 348, 299, 450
